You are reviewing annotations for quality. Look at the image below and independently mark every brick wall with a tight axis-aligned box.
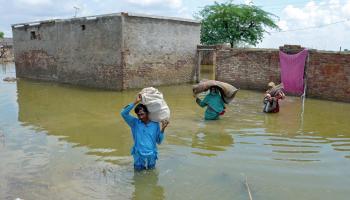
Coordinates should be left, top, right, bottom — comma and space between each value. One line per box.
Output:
216, 47, 350, 102
216, 48, 280, 90
307, 51, 350, 102
13, 15, 123, 90
12, 13, 200, 90
122, 14, 200, 89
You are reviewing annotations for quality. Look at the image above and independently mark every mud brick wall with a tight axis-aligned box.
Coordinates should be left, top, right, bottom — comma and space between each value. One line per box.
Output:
13, 15, 123, 90
307, 51, 350, 102
122, 14, 200, 89
216, 47, 350, 102
12, 13, 200, 90
216, 48, 280, 90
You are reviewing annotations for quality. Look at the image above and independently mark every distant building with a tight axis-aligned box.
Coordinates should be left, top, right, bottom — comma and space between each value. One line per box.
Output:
12, 12, 201, 90
0, 38, 13, 47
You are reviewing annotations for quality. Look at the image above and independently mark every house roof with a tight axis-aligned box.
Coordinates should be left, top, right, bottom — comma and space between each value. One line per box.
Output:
11, 12, 200, 28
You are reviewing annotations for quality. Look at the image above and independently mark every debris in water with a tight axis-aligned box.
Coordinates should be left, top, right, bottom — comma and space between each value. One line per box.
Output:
3, 77, 17, 82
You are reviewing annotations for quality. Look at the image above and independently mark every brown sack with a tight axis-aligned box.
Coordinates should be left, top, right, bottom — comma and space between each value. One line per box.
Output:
268, 84, 284, 97
193, 80, 238, 104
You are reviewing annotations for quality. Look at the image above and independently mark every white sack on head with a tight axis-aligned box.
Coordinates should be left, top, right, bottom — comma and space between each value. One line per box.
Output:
139, 87, 170, 122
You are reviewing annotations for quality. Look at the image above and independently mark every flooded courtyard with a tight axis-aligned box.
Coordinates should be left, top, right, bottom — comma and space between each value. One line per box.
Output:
1, 62, 350, 200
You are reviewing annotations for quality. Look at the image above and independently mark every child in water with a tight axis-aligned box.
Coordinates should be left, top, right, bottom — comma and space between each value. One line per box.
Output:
121, 95, 169, 171
195, 86, 226, 120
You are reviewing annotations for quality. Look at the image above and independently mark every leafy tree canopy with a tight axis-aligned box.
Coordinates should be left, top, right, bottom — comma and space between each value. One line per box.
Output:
196, 1, 280, 47
0, 32, 4, 39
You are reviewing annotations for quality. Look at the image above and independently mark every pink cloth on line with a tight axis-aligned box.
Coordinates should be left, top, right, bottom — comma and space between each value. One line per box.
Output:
279, 49, 308, 95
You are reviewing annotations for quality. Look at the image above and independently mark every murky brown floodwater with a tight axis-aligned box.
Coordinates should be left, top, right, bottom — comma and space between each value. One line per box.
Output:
1, 63, 350, 200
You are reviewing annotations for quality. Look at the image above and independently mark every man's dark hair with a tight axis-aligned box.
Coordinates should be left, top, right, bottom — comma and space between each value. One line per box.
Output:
134, 104, 149, 114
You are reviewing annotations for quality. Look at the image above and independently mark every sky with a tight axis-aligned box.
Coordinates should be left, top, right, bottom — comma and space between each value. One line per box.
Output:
0, 0, 350, 50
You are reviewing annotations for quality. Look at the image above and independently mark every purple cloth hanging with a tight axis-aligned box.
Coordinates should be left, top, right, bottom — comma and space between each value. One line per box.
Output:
279, 49, 308, 95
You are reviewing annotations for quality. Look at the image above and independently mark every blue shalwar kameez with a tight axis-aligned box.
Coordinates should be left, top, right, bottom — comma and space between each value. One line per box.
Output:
121, 103, 164, 170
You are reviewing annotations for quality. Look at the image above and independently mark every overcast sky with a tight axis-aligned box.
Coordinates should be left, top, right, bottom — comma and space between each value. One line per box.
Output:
1, 0, 349, 50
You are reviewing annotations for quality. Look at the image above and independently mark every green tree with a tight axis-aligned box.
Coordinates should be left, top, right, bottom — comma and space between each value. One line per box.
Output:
197, 1, 279, 47
0, 31, 4, 39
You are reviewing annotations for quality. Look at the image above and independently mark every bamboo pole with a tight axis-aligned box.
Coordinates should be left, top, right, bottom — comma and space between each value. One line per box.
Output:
245, 176, 253, 200
300, 50, 310, 132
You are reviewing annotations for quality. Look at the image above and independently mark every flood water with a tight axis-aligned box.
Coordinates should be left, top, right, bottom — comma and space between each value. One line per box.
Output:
1, 62, 350, 200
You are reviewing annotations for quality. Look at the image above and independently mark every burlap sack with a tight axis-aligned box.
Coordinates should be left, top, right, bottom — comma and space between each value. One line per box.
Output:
193, 80, 238, 104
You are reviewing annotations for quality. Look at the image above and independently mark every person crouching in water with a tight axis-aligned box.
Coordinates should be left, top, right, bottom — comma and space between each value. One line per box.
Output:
263, 82, 285, 113
195, 86, 226, 120
121, 94, 169, 171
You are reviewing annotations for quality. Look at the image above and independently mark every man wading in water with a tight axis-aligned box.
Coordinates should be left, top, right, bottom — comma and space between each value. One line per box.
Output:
121, 95, 169, 171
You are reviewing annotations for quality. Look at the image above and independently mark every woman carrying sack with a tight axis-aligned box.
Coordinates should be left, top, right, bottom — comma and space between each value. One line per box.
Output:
195, 86, 226, 120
